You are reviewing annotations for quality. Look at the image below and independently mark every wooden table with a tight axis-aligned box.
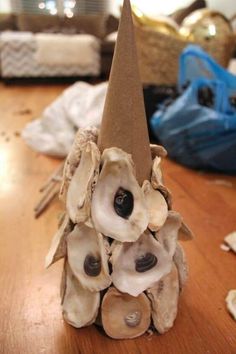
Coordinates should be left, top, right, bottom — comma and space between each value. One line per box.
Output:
0, 82, 235, 354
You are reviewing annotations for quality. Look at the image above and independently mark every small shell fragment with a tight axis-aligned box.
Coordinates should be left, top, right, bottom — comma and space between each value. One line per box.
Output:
178, 222, 194, 241
220, 244, 230, 252
45, 214, 74, 268
150, 144, 167, 159
60, 260, 67, 305
147, 264, 179, 334
224, 231, 236, 253
150, 156, 172, 209
66, 141, 100, 224
151, 156, 163, 188
155, 211, 182, 258
142, 180, 168, 232
173, 243, 188, 291
101, 287, 151, 339
225, 290, 236, 321
62, 263, 100, 328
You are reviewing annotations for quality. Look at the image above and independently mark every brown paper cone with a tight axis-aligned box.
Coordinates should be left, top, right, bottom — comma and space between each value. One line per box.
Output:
98, 0, 152, 185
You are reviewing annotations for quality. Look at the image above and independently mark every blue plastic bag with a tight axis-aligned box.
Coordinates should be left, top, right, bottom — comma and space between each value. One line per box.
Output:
151, 76, 236, 173
179, 45, 236, 97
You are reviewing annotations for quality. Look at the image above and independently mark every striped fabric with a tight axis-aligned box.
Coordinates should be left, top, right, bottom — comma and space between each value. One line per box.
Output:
11, 0, 109, 15
0, 31, 101, 78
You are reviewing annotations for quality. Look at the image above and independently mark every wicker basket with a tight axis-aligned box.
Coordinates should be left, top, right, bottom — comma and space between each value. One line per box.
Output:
135, 25, 235, 85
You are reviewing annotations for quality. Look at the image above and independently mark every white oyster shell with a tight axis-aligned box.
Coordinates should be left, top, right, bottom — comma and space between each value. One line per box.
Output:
91, 147, 149, 242
67, 224, 111, 292
45, 214, 73, 268
62, 263, 100, 328
60, 127, 98, 202
147, 264, 179, 334
155, 211, 182, 258
111, 229, 172, 296
142, 180, 168, 232
225, 289, 236, 321
66, 141, 100, 224
151, 156, 172, 208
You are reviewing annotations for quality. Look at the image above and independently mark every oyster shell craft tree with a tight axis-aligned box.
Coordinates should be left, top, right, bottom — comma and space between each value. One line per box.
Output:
46, 0, 193, 339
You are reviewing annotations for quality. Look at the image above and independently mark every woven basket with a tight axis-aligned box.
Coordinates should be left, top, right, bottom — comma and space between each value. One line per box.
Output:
135, 25, 235, 85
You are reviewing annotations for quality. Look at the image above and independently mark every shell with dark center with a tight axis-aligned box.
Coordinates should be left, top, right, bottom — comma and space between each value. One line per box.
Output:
114, 187, 134, 219
135, 253, 158, 273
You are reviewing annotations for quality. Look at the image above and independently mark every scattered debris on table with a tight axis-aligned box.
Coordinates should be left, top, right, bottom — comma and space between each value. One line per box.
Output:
14, 131, 21, 137
146, 328, 154, 340
207, 179, 233, 188
34, 161, 64, 218
14, 108, 32, 115
220, 244, 230, 252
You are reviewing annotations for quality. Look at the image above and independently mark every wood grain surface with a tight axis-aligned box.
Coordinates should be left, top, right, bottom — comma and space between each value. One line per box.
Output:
0, 82, 235, 354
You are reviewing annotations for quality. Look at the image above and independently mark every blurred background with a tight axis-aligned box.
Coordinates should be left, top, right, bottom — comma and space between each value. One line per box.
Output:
0, 0, 235, 17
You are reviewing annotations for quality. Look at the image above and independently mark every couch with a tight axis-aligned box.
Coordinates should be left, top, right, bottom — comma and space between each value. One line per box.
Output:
0, 13, 118, 79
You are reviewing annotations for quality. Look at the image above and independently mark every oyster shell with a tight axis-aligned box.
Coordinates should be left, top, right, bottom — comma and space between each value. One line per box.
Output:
178, 221, 194, 241
45, 214, 74, 268
147, 264, 179, 334
91, 147, 149, 242
151, 156, 163, 187
158, 185, 172, 210
173, 243, 188, 291
111, 229, 172, 296
224, 231, 236, 253
62, 263, 100, 328
150, 144, 167, 159
101, 287, 151, 339
155, 211, 182, 258
60, 127, 98, 202
225, 289, 236, 321
66, 141, 100, 224
142, 180, 168, 232
151, 156, 172, 209
67, 224, 111, 292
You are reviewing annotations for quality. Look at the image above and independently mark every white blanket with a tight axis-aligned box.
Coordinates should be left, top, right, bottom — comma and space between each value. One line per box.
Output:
35, 33, 100, 67
22, 81, 108, 157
